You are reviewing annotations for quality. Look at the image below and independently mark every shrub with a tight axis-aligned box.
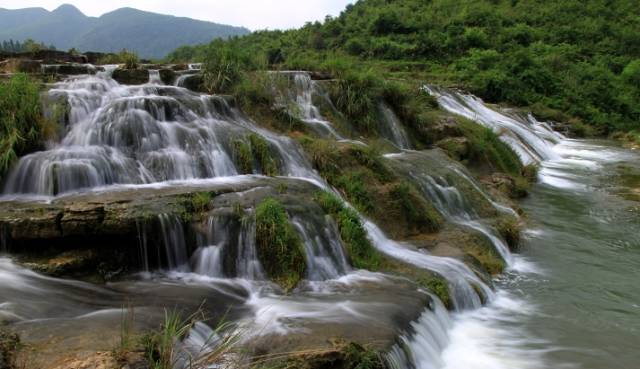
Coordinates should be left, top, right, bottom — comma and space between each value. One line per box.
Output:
202, 40, 265, 94
0, 74, 48, 178
255, 198, 306, 291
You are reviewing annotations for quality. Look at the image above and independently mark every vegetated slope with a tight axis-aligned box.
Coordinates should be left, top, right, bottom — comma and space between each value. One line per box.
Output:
171, 0, 640, 134
0, 4, 250, 58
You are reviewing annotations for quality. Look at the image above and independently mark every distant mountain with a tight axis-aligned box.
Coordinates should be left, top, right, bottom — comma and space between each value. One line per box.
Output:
0, 4, 250, 58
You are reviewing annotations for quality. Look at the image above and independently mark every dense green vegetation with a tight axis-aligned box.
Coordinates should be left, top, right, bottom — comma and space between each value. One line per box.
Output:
171, 0, 640, 134
0, 74, 52, 178
255, 198, 306, 291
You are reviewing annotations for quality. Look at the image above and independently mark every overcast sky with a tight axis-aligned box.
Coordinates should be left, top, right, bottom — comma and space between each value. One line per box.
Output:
0, 0, 355, 30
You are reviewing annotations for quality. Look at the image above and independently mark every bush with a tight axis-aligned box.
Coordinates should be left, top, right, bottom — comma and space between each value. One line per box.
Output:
255, 198, 306, 291
0, 74, 49, 178
202, 40, 265, 94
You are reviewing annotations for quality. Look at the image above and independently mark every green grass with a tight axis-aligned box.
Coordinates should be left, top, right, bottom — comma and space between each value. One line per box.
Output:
0, 73, 52, 179
459, 119, 523, 176
98, 49, 139, 69
142, 309, 241, 369
255, 198, 306, 291
191, 192, 213, 213
417, 276, 451, 309
314, 191, 382, 270
232, 134, 279, 176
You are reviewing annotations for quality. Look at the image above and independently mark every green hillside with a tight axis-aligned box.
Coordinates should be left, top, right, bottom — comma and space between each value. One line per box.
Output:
171, 0, 640, 134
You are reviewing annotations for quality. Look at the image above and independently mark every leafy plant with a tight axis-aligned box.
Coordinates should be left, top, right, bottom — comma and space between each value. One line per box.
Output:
0, 74, 48, 178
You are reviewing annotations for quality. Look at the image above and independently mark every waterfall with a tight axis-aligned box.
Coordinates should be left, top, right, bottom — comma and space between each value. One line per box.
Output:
425, 86, 563, 165
2, 71, 318, 196
276, 71, 342, 138
378, 103, 411, 150
158, 214, 190, 271
1, 70, 548, 369
292, 217, 350, 280
148, 69, 162, 84
364, 221, 488, 311
386, 297, 452, 369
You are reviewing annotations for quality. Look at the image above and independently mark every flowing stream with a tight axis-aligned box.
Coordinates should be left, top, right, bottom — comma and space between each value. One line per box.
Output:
0, 70, 637, 369
428, 87, 640, 369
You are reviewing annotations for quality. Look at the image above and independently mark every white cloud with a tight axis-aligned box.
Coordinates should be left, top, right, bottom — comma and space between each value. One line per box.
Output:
0, 0, 354, 30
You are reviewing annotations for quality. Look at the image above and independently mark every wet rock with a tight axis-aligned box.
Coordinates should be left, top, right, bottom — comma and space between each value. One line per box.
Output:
427, 116, 463, 143
159, 69, 176, 85
481, 173, 528, 199
112, 68, 150, 85
178, 73, 205, 92
436, 136, 469, 161
20, 249, 98, 277
0, 328, 19, 369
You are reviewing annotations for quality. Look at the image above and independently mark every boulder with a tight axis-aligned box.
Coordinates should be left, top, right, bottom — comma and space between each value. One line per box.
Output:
112, 68, 150, 85
176, 73, 205, 92
436, 136, 470, 160
159, 68, 176, 85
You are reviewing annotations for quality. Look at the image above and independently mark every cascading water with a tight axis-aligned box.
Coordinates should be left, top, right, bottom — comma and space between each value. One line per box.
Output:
158, 214, 190, 271
378, 103, 411, 150
425, 86, 562, 165
148, 69, 162, 84
275, 71, 343, 138
2, 70, 317, 196
0, 67, 553, 369
292, 216, 350, 280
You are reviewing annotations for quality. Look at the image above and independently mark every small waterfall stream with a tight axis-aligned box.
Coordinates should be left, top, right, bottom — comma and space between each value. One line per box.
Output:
378, 103, 411, 150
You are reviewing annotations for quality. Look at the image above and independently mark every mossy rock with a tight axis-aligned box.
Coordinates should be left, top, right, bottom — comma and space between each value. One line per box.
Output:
232, 134, 280, 176
255, 198, 306, 291
496, 216, 521, 250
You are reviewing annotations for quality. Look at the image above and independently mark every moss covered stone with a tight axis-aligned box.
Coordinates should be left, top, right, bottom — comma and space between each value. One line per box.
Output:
232, 134, 279, 176
255, 198, 306, 291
